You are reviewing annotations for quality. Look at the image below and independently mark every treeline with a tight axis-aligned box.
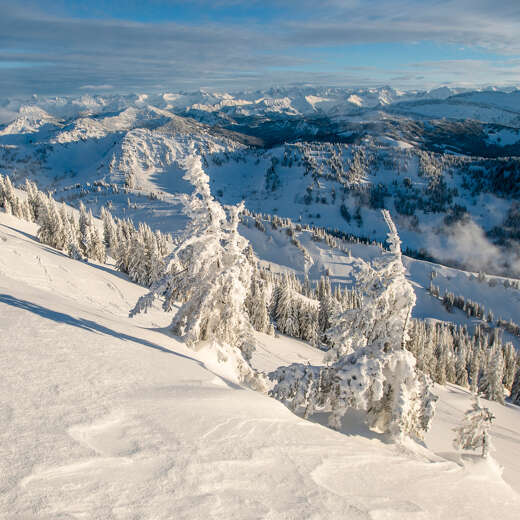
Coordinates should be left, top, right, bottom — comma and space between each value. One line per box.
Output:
429, 283, 520, 339
241, 207, 385, 257
247, 267, 361, 347
0, 173, 171, 287
0, 174, 106, 262
407, 320, 520, 404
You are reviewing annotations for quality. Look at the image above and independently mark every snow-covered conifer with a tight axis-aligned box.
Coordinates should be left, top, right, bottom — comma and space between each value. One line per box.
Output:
24, 179, 39, 222
273, 275, 294, 335
101, 206, 118, 256
511, 367, 520, 405
0, 175, 16, 212
453, 395, 495, 458
245, 274, 271, 334
455, 346, 469, 388
131, 154, 261, 388
325, 210, 416, 363
479, 345, 505, 404
469, 342, 481, 393
78, 203, 106, 262
502, 342, 517, 391
270, 210, 437, 441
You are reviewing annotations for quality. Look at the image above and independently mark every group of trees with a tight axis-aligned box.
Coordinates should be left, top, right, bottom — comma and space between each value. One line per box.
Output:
0, 174, 171, 286
265, 273, 361, 346
101, 207, 170, 287
437, 287, 520, 338
269, 210, 437, 440
4, 168, 520, 446
1, 175, 105, 262
407, 320, 519, 404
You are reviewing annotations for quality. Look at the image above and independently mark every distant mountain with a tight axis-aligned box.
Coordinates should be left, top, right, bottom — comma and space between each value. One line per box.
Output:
1, 85, 520, 279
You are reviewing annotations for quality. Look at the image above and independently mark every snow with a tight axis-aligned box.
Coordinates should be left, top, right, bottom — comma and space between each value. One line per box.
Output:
485, 127, 520, 146
2, 210, 520, 518
348, 94, 364, 107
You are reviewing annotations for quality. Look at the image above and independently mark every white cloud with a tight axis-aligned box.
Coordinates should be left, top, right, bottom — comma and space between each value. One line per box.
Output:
1, 1, 520, 95
79, 85, 114, 90
428, 219, 520, 276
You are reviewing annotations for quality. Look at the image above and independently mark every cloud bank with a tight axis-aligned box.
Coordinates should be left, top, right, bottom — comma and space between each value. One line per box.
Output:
0, 0, 519, 95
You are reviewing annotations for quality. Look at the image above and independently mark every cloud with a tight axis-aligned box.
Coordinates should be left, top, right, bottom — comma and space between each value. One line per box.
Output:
1, 0, 520, 95
0, 107, 18, 124
79, 85, 114, 90
427, 219, 520, 276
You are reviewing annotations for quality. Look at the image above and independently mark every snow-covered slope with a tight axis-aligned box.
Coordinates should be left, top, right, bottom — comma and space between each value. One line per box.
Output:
1, 211, 520, 519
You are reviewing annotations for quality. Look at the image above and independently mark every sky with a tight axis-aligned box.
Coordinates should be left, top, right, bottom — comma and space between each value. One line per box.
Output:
1, 0, 520, 96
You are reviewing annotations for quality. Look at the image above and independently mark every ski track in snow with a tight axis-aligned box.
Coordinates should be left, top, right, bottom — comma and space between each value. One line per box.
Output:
1, 212, 520, 519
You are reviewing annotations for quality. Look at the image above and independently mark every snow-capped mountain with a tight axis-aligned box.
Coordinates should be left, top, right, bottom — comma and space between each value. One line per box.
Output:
2, 85, 520, 309
2, 81, 520, 518
3, 87, 520, 279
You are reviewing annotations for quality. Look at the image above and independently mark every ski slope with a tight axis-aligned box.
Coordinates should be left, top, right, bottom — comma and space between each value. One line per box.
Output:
1, 211, 520, 519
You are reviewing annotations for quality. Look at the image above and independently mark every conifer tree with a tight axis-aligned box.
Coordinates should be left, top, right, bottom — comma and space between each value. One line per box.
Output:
131, 154, 262, 388
453, 395, 495, 458
511, 367, 520, 405
469, 341, 481, 393
270, 210, 437, 441
455, 346, 469, 388
101, 206, 118, 256
502, 343, 517, 391
246, 274, 271, 334
479, 345, 505, 404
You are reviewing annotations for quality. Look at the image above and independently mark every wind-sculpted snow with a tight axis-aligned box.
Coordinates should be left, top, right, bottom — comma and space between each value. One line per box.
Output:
1, 211, 520, 518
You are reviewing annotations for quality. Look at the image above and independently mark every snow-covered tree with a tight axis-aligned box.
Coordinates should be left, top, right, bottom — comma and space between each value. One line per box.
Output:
24, 179, 39, 222
325, 210, 416, 363
78, 202, 106, 263
455, 345, 469, 388
245, 273, 272, 334
37, 195, 65, 249
510, 367, 520, 405
479, 344, 505, 404
101, 206, 118, 256
469, 342, 481, 393
131, 154, 262, 388
0, 174, 16, 213
453, 394, 495, 458
272, 275, 295, 335
270, 210, 437, 441
502, 342, 517, 391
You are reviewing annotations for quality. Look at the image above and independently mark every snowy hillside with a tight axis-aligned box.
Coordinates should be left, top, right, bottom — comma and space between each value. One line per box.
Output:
2, 86, 520, 286
2, 84, 520, 518
2, 210, 520, 519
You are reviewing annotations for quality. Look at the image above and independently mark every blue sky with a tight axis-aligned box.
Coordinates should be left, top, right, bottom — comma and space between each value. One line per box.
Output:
1, 0, 520, 96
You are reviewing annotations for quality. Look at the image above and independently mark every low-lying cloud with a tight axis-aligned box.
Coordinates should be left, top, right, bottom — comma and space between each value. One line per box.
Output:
428, 219, 520, 277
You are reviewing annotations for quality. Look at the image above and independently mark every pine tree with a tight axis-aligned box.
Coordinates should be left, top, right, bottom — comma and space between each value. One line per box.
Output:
24, 179, 39, 222
270, 210, 437, 441
246, 274, 271, 334
502, 343, 517, 391
455, 346, 469, 388
318, 276, 333, 338
273, 275, 293, 335
0, 175, 16, 212
453, 395, 495, 458
479, 345, 505, 404
131, 154, 262, 388
101, 206, 118, 256
469, 341, 481, 393
510, 367, 520, 405
78, 203, 106, 262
